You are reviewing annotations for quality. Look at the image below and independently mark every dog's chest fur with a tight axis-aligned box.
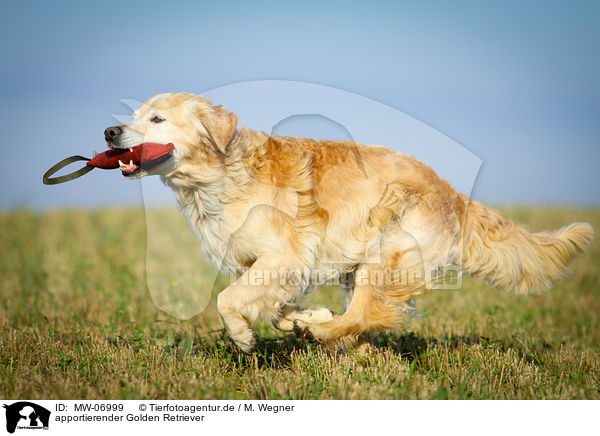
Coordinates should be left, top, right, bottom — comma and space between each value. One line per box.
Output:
173, 190, 243, 275
169, 180, 300, 276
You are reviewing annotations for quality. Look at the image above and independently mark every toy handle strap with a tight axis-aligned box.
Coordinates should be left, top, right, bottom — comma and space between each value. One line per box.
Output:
43, 155, 93, 185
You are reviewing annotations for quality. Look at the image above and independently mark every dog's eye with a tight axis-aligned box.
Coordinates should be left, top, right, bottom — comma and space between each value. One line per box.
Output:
150, 115, 165, 123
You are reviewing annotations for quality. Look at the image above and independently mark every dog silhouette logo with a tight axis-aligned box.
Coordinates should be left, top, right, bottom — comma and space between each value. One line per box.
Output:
3, 402, 50, 433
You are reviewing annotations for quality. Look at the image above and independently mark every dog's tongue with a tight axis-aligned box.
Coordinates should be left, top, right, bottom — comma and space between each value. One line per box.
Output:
87, 142, 175, 169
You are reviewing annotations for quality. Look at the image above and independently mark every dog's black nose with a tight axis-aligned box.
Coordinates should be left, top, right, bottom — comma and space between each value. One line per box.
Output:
104, 126, 122, 142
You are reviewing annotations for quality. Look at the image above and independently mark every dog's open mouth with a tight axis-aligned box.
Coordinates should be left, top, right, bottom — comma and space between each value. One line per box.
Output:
88, 142, 175, 177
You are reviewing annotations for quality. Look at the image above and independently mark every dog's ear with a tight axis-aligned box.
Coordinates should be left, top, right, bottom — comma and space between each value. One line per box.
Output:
212, 106, 238, 155
202, 105, 238, 156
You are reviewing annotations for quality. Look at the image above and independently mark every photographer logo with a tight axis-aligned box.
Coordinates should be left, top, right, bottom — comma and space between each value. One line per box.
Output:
3, 402, 50, 433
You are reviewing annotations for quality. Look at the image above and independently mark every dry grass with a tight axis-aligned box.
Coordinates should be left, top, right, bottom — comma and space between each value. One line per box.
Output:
1, 207, 599, 399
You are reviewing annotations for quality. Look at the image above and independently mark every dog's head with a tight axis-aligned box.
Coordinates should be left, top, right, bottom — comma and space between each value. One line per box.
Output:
104, 92, 238, 179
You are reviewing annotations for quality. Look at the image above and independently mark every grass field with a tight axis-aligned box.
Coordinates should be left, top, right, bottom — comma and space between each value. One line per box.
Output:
1, 207, 599, 399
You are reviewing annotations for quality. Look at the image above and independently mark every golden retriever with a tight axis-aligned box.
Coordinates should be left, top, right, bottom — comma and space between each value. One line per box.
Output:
104, 92, 594, 352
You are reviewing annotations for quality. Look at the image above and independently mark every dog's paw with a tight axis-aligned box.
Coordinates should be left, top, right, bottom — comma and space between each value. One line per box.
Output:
310, 307, 336, 323
293, 321, 316, 342
230, 329, 256, 353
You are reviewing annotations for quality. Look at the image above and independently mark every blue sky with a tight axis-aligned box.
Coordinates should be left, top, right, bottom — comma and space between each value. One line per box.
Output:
1, 0, 599, 208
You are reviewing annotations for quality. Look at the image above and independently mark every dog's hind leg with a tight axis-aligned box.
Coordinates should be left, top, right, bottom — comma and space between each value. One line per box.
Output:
272, 304, 335, 332
273, 271, 354, 333
294, 244, 426, 349
292, 277, 388, 348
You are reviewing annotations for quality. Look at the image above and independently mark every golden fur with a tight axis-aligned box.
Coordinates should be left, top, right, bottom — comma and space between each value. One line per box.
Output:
111, 92, 594, 352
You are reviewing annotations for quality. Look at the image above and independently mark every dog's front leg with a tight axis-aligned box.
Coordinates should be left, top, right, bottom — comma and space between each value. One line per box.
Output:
216, 257, 304, 352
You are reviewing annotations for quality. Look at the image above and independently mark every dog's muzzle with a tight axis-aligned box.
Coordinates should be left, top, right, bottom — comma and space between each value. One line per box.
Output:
104, 125, 122, 144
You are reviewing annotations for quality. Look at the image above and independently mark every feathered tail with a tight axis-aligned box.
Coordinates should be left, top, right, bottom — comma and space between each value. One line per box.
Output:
459, 196, 593, 294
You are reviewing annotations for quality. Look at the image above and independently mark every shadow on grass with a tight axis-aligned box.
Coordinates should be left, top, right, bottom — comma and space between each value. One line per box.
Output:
108, 326, 551, 372
208, 333, 313, 370
374, 331, 482, 361
194, 330, 484, 369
